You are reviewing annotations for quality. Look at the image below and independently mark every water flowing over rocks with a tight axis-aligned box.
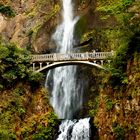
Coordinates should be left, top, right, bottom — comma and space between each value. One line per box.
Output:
57, 118, 90, 140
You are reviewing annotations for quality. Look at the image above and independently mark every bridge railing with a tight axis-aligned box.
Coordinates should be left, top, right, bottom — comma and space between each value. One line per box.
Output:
31, 52, 114, 62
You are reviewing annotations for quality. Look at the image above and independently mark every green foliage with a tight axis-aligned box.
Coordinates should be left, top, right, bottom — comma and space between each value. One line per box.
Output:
97, 0, 137, 31
0, 84, 41, 138
0, 41, 43, 90
0, 42, 30, 89
28, 72, 44, 90
109, 32, 140, 88
32, 112, 59, 140
112, 122, 125, 140
105, 96, 114, 111
29, 72, 44, 82
88, 97, 99, 116
0, 130, 16, 140
28, 24, 42, 43
97, 0, 134, 13
0, 86, 29, 139
109, 45, 128, 88
19, 112, 58, 139
0, 4, 16, 17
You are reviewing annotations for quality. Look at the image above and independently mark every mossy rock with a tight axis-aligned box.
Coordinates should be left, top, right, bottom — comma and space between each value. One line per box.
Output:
74, 15, 88, 41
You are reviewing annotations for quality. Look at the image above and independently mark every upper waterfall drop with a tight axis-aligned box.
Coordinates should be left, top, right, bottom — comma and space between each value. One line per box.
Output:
53, 0, 78, 53
61, 0, 79, 52
46, 0, 83, 119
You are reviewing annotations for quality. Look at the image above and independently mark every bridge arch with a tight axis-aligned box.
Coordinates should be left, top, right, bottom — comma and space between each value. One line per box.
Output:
35, 61, 107, 72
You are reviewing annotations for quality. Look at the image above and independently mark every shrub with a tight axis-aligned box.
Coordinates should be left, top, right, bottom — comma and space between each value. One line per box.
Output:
0, 42, 30, 88
0, 130, 16, 140
28, 72, 44, 90
0, 41, 43, 90
0, 4, 16, 17
88, 97, 99, 116
32, 112, 59, 140
105, 96, 114, 111
109, 32, 140, 88
112, 122, 125, 140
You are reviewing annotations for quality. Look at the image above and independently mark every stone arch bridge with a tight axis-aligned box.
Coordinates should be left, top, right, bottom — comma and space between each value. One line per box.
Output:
31, 51, 114, 72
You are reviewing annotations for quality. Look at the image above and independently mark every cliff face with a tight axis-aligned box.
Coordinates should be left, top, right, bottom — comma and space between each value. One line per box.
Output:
0, 0, 109, 52
0, 83, 59, 139
0, 0, 140, 52
0, 0, 61, 52
0, 0, 140, 139
0, 0, 96, 53
96, 54, 140, 140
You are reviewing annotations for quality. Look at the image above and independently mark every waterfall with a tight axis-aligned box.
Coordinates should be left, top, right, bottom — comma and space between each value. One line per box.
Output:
47, 0, 82, 119
57, 118, 90, 140
46, 0, 90, 139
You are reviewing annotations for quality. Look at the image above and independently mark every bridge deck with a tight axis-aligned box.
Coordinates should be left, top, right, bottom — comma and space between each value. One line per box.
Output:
31, 52, 113, 62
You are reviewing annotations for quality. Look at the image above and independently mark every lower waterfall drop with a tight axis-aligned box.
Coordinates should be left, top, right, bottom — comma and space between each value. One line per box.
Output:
57, 118, 90, 140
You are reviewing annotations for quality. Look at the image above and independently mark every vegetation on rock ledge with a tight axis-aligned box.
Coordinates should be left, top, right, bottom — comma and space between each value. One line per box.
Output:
0, 3, 15, 17
0, 40, 43, 90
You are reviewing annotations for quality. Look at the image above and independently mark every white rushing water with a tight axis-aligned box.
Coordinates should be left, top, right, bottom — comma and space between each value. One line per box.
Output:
46, 0, 90, 139
47, 0, 82, 119
57, 118, 90, 140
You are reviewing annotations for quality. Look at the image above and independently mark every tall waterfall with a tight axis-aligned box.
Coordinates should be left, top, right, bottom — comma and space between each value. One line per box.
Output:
47, 0, 82, 119
46, 0, 90, 139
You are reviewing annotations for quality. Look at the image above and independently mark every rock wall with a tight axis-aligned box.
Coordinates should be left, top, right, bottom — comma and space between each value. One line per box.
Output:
0, 0, 61, 52
96, 56, 140, 140
0, 0, 140, 52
